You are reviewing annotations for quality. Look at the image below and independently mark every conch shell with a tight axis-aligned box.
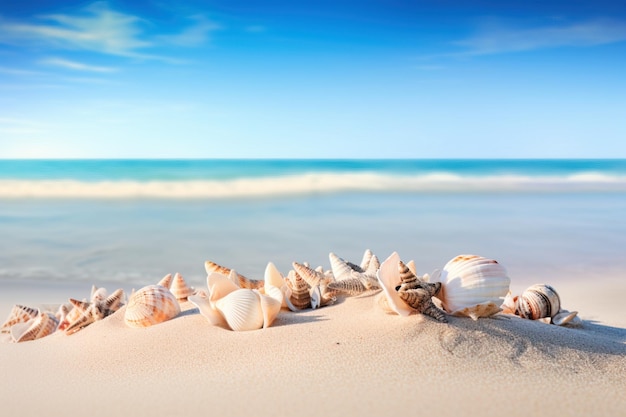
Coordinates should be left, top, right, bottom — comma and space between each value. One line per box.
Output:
189, 270, 282, 331
11, 310, 59, 343
124, 284, 180, 328
204, 261, 264, 289
375, 252, 447, 322
1, 304, 39, 334
436, 254, 510, 320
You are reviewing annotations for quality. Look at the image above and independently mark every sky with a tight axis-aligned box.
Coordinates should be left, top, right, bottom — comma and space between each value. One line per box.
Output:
0, 0, 625, 158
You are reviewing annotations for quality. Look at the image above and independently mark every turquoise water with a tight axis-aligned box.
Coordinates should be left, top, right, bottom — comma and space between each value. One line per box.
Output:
1, 159, 626, 198
0, 159, 625, 289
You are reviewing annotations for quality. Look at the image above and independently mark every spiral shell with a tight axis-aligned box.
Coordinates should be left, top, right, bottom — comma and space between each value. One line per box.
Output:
204, 261, 264, 289
437, 254, 510, 320
285, 270, 311, 311
124, 285, 180, 328
515, 284, 560, 320
11, 311, 59, 343
1, 304, 39, 334
170, 273, 195, 301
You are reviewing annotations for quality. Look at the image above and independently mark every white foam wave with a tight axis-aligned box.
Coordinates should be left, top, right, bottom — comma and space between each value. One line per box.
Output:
1, 172, 626, 198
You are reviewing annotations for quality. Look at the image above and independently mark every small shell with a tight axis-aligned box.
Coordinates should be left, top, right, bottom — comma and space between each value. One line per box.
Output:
328, 252, 380, 294
437, 254, 510, 320
204, 261, 263, 289
285, 270, 311, 311
157, 273, 173, 289
65, 288, 125, 335
293, 262, 337, 309
515, 284, 560, 320
11, 311, 59, 343
124, 285, 180, 328
170, 273, 195, 301
376, 252, 414, 317
1, 304, 39, 334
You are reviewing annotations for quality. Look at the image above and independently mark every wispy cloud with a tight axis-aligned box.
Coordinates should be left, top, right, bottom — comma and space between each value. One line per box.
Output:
455, 19, 626, 56
0, 2, 151, 57
40, 57, 118, 72
0, 66, 45, 76
158, 15, 219, 47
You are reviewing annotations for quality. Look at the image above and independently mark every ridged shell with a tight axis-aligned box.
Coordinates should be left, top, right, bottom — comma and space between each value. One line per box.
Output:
170, 273, 195, 301
157, 273, 173, 289
437, 254, 510, 320
1, 304, 39, 334
65, 288, 125, 335
515, 284, 560, 320
214, 289, 264, 331
293, 262, 337, 309
204, 261, 264, 289
11, 311, 59, 343
124, 285, 180, 328
285, 270, 311, 311
376, 252, 414, 317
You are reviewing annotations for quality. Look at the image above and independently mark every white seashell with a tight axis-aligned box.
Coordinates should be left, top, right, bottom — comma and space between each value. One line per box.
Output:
170, 272, 195, 301
11, 311, 59, 343
189, 273, 282, 331
215, 289, 264, 331
90, 285, 108, 303
1, 304, 39, 334
436, 254, 510, 320
375, 252, 413, 317
124, 285, 180, 328
552, 309, 581, 326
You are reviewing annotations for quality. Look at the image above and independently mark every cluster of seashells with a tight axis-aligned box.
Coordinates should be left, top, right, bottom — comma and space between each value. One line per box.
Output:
1, 250, 582, 342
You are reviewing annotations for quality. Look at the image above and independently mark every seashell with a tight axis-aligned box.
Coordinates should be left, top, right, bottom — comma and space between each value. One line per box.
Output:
292, 262, 337, 309
285, 270, 311, 311
395, 261, 447, 322
1, 304, 39, 334
90, 285, 108, 303
66, 288, 125, 335
170, 272, 196, 301
376, 252, 413, 316
515, 284, 559, 320
436, 254, 510, 320
328, 252, 380, 295
189, 273, 282, 331
214, 289, 264, 331
157, 273, 173, 289
11, 310, 59, 343
124, 285, 180, 328
204, 261, 263, 289
552, 309, 581, 326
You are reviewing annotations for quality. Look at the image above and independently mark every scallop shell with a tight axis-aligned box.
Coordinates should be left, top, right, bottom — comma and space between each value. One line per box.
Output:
515, 284, 560, 320
204, 261, 264, 289
189, 273, 282, 331
436, 254, 510, 320
1, 304, 39, 334
11, 311, 59, 343
170, 272, 195, 301
124, 285, 180, 328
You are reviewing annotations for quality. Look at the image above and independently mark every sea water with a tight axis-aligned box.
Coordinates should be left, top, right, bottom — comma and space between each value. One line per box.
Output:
1, 159, 625, 291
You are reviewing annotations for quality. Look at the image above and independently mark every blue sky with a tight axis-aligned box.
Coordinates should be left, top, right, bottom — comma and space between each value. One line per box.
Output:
0, 0, 625, 158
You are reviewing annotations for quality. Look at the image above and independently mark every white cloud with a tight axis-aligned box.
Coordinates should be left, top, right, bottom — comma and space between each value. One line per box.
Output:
158, 15, 219, 46
40, 57, 118, 72
0, 2, 151, 57
456, 19, 626, 56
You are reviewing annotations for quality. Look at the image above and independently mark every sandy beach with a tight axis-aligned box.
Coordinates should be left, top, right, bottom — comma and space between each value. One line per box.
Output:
1, 272, 625, 417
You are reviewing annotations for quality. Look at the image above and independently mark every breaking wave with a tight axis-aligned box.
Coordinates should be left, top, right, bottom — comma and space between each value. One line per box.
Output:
1, 172, 626, 199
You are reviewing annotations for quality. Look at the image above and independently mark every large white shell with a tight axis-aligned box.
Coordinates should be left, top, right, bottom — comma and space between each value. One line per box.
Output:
437, 254, 510, 320
124, 285, 180, 328
189, 273, 282, 331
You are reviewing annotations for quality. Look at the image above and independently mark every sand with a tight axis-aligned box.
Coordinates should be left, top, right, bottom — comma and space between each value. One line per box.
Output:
1, 277, 625, 417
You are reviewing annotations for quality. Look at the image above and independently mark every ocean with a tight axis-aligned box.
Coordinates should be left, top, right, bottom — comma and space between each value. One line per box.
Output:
1, 159, 625, 294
